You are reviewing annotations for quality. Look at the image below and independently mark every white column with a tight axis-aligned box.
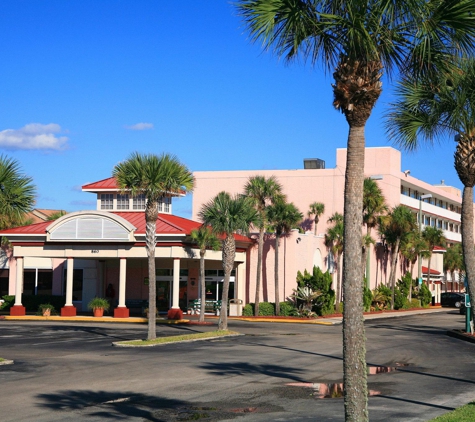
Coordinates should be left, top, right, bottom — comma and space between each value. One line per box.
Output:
172, 258, 180, 308
118, 258, 126, 307
65, 257, 74, 306
14, 257, 24, 305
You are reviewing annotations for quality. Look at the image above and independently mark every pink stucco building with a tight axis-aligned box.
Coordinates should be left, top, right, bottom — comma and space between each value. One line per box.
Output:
192, 147, 469, 305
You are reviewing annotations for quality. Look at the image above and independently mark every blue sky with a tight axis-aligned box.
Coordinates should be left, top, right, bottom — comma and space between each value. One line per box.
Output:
0, 1, 462, 219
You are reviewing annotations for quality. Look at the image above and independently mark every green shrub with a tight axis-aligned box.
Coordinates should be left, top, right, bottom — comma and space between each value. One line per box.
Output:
296, 266, 335, 316
279, 302, 297, 316
88, 297, 110, 311
1, 295, 15, 310
242, 303, 254, 316
394, 286, 408, 310
258, 302, 275, 316
363, 287, 373, 312
409, 298, 421, 308
418, 282, 432, 307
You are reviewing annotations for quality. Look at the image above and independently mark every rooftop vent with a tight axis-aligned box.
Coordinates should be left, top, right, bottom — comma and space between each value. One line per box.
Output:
304, 158, 325, 169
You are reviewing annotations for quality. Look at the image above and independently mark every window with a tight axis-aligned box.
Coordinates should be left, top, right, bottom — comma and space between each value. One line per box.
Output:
23, 269, 53, 296
100, 194, 113, 210
455, 225, 459, 233
449, 223, 454, 232
133, 194, 146, 210
0, 269, 8, 297
438, 220, 443, 229
163, 196, 171, 213
431, 218, 435, 227
117, 194, 129, 210
444, 221, 449, 230
424, 216, 431, 226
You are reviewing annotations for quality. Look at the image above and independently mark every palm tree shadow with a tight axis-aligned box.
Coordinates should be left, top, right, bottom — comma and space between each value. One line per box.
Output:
36, 390, 188, 421
198, 361, 306, 382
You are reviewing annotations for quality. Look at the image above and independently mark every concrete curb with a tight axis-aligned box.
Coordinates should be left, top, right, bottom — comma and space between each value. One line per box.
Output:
447, 329, 475, 344
1, 315, 189, 324
112, 333, 244, 347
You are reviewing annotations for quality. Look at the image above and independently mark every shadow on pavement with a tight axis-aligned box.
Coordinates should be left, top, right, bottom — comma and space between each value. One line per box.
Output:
36, 390, 193, 421
198, 361, 307, 382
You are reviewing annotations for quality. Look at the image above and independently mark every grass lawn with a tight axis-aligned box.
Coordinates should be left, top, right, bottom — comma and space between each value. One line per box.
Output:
430, 402, 475, 421
114, 330, 239, 347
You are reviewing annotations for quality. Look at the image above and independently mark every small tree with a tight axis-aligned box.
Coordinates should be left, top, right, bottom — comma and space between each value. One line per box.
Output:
308, 202, 325, 235
199, 191, 259, 330
190, 225, 221, 323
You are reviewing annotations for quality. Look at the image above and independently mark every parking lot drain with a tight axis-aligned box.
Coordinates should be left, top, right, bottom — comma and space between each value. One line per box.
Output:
285, 382, 381, 399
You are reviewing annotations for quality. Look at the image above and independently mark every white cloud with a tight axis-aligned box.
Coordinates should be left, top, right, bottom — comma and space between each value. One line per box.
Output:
0, 123, 69, 150
125, 122, 154, 131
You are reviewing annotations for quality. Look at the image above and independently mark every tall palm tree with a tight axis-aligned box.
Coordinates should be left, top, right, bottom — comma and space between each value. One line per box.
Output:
387, 57, 475, 318
113, 152, 194, 340
308, 202, 325, 235
0, 155, 36, 230
379, 205, 417, 310
235, 2, 475, 417
325, 212, 344, 307
362, 178, 387, 285
190, 225, 221, 323
244, 175, 283, 316
422, 226, 446, 286
267, 199, 303, 315
444, 243, 464, 293
399, 231, 429, 300
198, 191, 259, 330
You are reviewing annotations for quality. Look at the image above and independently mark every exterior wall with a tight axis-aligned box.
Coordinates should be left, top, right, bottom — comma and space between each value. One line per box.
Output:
192, 147, 474, 302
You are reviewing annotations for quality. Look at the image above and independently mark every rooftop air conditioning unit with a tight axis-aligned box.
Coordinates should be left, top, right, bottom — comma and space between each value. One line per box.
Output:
304, 158, 325, 169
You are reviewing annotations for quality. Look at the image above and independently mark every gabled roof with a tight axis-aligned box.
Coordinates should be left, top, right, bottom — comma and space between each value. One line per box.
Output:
82, 177, 118, 191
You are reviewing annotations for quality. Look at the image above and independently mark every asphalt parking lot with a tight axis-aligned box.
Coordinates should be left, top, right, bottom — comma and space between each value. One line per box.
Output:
1, 310, 474, 421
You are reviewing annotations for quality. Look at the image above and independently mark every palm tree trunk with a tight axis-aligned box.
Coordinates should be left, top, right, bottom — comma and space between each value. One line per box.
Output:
199, 250, 206, 323
219, 235, 235, 330
342, 124, 368, 422
390, 238, 400, 310
254, 227, 264, 316
462, 186, 475, 323
275, 234, 280, 316
337, 254, 342, 306
145, 201, 158, 340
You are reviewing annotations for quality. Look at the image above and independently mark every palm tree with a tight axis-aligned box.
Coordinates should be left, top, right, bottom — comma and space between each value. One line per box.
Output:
325, 212, 344, 307
308, 202, 325, 235
0, 155, 36, 230
267, 200, 303, 315
399, 231, 429, 300
47, 210, 67, 221
190, 225, 221, 323
387, 57, 475, 318
235, 2, 475, 417
422, 226, 446, 286
444, 243, 464, 293
362, 178, 387, 285
455, 136, 475, 300
379, 206, 417, 310
198, 191, 259, 330
113, 152, 194, 340
244, 175, 283, 316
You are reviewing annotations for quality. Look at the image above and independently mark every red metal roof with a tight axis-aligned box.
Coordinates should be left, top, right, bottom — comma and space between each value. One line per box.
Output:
422, 266, 441, 275
0, 212, 251, 242
82, 177, 117, 190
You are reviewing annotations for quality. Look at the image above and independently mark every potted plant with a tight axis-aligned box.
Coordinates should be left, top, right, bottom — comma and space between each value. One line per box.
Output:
87, 297, 110, 317
38, 303, 55, 317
